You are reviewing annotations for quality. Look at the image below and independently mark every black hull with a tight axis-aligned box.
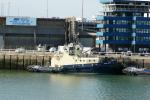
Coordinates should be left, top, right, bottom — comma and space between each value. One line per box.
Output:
27, 63, 124, 74
61, 63, 124, 74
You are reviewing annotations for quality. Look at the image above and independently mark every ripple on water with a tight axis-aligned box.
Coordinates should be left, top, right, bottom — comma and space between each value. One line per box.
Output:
0, 71, 150, 100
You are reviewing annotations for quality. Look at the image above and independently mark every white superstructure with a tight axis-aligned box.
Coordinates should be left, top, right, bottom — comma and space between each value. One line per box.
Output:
51, 43, 100, 67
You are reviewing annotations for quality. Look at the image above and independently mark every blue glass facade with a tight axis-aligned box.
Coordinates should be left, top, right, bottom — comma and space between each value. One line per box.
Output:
97, 0, 150, 52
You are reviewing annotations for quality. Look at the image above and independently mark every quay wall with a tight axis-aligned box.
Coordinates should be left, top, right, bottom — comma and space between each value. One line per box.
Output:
0, 51, 150, 70
0, 51, 52, 70
105, 54, 150, 69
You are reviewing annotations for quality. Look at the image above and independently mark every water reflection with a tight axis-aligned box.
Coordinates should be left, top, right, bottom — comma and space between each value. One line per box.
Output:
0, 71, 150, 100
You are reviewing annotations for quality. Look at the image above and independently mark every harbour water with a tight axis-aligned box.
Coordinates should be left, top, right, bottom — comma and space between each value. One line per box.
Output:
0, 70, 150, 100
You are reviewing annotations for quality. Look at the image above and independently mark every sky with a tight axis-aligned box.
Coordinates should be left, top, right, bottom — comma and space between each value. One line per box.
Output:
0, 0, 100, 18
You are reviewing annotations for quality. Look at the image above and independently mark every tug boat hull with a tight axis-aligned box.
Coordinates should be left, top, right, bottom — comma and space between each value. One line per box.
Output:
27, 61, 123, 74
61, 63, 123, 74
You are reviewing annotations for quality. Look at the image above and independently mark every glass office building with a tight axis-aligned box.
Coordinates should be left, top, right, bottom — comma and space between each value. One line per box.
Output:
96, 0, 150, 52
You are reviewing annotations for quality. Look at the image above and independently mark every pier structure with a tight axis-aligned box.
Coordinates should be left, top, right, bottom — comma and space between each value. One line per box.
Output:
65, 17, 97, 47
0, 50, 52, 70
96, 0, 150, 52
0, 50, 150, 69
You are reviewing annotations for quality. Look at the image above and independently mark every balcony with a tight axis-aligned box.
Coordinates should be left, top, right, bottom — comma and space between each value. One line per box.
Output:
136, 25, 150, 29
135, 40, 150, 45
96, 32, 131, 36
96, 16, 132, 21
97, 24, 130, 28
104, 7, 149, 12
96, 40, 131, 44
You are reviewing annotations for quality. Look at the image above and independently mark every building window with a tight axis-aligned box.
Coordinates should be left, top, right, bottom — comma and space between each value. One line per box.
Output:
136, 21, 150, 25
136, 29, 150, 33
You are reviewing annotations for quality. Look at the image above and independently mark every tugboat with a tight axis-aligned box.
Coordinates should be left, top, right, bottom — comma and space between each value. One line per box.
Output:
50, 43, 123, 74
27, 43, 123, 74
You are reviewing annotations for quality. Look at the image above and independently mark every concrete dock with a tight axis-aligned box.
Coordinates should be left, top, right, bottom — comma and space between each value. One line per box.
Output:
0, 50, 150, 70
0, 50, 52, 70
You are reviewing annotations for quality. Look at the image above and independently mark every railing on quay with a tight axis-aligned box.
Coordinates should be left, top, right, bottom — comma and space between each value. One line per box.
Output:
0, 49, 150, 57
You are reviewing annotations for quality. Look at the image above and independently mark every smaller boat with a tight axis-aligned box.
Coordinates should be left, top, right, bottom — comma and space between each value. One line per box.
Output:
122, 67, 150, 75
27, 65, 62, 73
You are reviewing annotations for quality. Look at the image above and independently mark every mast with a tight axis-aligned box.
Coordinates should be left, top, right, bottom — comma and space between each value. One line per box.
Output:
1, 2, 4, 16
46, 0, 48, 18
7, 1, 11, 16
82, 0, 84, 31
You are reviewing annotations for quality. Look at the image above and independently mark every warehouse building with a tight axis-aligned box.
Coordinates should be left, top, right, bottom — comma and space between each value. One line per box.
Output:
0, 16, 96, 49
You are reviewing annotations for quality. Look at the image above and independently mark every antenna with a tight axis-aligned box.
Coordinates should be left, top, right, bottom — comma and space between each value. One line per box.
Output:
18, 8, 20, 16
46, 0, 48, 18
1, 2, 4, 16
7, 1, 11, 16
82, 0, 84, 31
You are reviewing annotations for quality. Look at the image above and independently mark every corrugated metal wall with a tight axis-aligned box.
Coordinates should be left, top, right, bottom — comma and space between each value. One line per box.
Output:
2, 18, 66, 49
5, 34, 65, 49
0, 17, 96, 49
